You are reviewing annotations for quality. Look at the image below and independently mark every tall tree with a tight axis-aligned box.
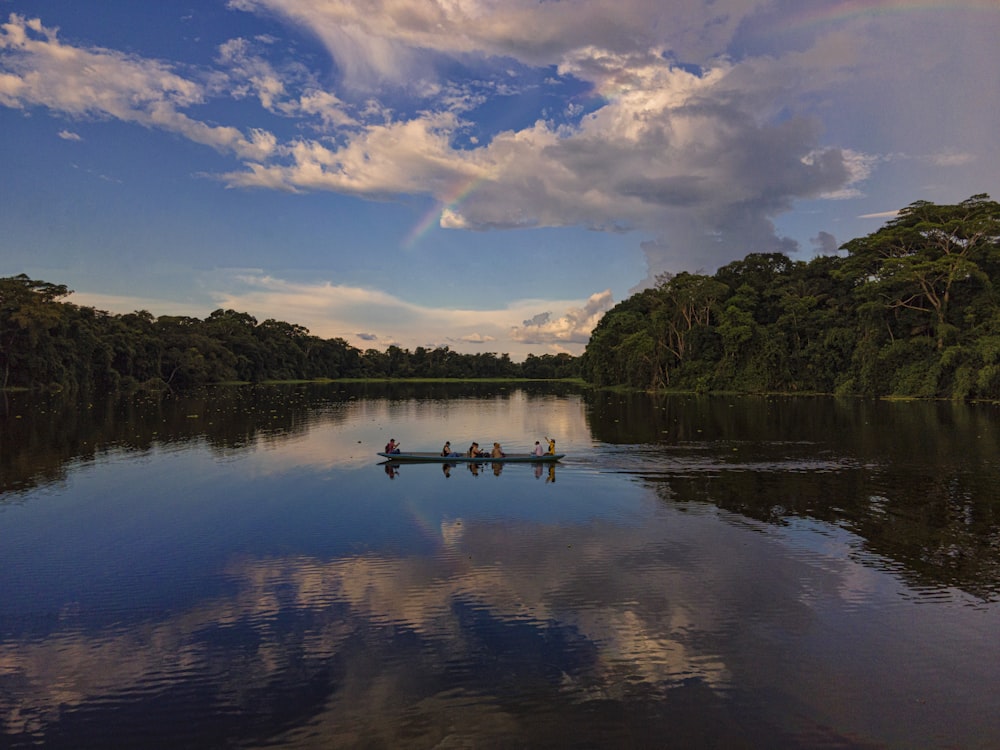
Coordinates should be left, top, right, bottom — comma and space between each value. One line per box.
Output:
653, 272, 728, 369
0, 275, 72, 388
840, 194, 1000, 350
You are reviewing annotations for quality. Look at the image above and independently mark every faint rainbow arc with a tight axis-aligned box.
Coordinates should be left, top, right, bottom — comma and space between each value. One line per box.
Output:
402, 175, 486, 249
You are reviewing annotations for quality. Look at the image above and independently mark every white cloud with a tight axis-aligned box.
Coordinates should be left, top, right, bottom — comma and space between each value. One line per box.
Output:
0, 14, 273, 160
5, 1, 998, 302
210, 272, 607, 357
217, 37, 288, 110
216, 111, 477, 196
72, 271, 608, 360
227, 0, 769, 81
196, 22, 865, 273
510, 290, 614, 346
858, 210, 900, 220
210, 50, 855, 276
57, 129, 81, 141
0, 6, 861, 278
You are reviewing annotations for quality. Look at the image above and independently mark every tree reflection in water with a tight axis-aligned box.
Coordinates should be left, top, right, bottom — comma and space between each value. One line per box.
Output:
2, 384, 999, 748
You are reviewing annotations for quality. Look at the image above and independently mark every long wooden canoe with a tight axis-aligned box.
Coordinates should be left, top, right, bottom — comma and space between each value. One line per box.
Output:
378, 451, 564, 463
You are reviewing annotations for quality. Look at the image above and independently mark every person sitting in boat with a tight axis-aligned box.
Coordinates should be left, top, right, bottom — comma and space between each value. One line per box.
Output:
491, 442, 506, 458
441, 441, 452, 457
545, 437, 556, 455
533, 440, 545, 457
385, 438, 401, 454
467, 441, 480, 458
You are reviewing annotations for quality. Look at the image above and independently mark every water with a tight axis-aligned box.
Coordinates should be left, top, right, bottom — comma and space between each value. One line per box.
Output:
2, 384, 999, 748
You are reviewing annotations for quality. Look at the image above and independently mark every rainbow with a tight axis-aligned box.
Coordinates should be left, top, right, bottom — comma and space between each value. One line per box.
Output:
775, 0, 998, 34
402, 175, 485, 249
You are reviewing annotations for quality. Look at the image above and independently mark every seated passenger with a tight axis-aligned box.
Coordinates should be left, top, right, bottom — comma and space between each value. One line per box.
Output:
491, 442, 506, 458
533, 441, 545, 457
467, 441, 480, 458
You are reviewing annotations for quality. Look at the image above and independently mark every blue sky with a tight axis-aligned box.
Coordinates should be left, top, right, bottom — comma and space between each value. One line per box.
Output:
2, 1, 998, 360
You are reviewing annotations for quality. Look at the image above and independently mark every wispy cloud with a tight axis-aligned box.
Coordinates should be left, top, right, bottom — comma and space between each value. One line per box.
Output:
0, 14, 274, 160
227, 0, 759, 79
2, 5, 865, 279
4, 0, 998, 328
858, 210, 900, 220
72, 271, 609, 359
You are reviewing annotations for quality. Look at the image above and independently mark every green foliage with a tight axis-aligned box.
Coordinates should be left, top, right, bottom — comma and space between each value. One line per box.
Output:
0, 278, 578, 390
0, 274, 72, 389
7, 194, 999, 399
581, 194, 1000, 399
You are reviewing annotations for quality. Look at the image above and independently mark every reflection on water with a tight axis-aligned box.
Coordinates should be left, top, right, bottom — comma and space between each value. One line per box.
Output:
580, 392, 1000, 602
2, 385, 1000, 748
382, 460, 558, 483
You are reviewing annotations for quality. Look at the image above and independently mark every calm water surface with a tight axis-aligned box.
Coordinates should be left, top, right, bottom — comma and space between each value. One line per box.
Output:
2, 384, 999, 749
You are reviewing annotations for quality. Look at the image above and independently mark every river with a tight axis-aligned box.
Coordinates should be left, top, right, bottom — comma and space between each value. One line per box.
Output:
1, 383, 998, 748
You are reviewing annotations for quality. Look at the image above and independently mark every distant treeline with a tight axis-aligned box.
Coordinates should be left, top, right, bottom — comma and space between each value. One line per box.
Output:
5, 194, 999, 398
580, 194, 1000, 400
0, 278, 580, 390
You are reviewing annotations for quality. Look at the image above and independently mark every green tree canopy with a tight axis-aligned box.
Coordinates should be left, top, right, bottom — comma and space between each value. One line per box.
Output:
581, 194, 1000, 399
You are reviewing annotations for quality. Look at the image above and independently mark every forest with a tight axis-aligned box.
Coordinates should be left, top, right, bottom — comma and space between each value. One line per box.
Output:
0, 278, 579, 390
3, 194, 999, 398
580, 194, 1000, 399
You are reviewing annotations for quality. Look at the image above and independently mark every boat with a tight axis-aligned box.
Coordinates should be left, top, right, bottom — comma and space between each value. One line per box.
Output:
378, 451, 564, 463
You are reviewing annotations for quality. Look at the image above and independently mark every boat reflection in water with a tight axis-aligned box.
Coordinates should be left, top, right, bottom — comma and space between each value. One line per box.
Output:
381, 460, 556, 482
5, 385, 1000, 749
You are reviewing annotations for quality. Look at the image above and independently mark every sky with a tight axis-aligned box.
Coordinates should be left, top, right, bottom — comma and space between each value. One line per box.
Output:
1, 1, 998, 360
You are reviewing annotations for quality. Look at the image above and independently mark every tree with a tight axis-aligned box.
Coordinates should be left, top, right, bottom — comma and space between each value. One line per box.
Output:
255, 318, 309, 380
1, 273, 586, 389
653, 272, 728, 368
771, 256, 856, 392
0, 275, 72, 388
580, 293, 656, 387
840, 194, 1000, 350
714, 252, 793, 326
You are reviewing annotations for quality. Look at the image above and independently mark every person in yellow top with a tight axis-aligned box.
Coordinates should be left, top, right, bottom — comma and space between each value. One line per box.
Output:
545, 437, 556, 455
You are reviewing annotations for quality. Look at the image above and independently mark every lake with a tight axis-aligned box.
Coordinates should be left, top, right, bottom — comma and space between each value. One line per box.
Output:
2, 383, 999, 749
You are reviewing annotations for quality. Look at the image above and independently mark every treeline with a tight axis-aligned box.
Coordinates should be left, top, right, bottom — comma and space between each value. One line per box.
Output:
0, 278, 580, 390
7, 193, 998, 397
580, 194, 1000, 399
